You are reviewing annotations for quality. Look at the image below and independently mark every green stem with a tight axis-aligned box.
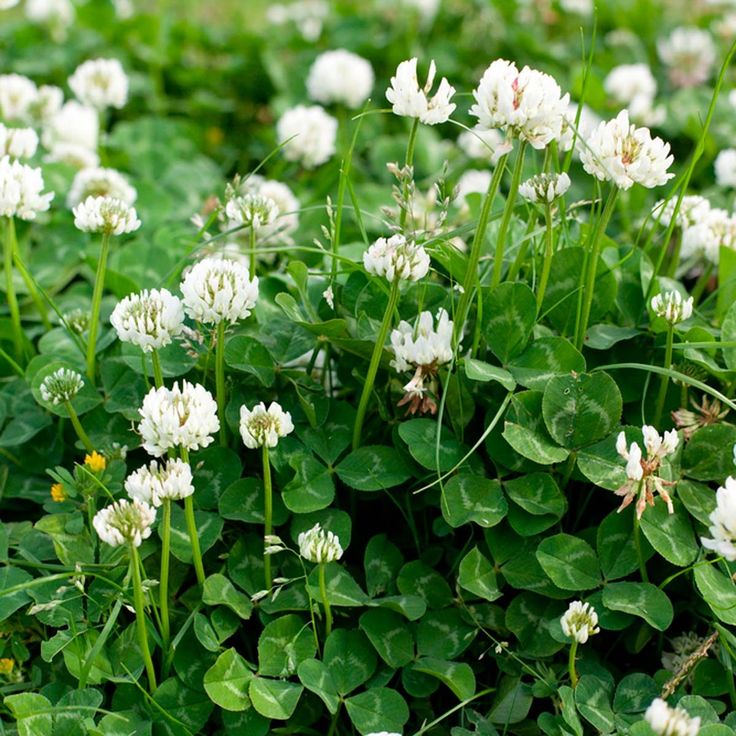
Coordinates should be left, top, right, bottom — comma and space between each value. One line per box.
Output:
653, 324, 674, 427
181, 447, 205, 585
633, 508, 649, 583
65, 401, 94, 453
4, 217, 23, 360
151, 350, 164, 389
327, 702, 341, 736
352, 278, 401, 450
262, 444, 273, 590
11, 230, 50, 330
319, 562, 333, 637
159, 499, 171, 658
691, 262, 714, 305
665, 231, 682, 279
249, 226, 256, 279
129, 544, 157, 693
86, 232, 111, 380
491, 141, 527, 288
536, 204, 555, 312
399, 118, 420, 232
215, 322, 227, 446
568, 640, 579, 688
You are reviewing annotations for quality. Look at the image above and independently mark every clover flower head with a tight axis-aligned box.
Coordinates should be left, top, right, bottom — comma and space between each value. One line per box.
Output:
700, 476, 736, 561
93, 498, 156, 548
645, 698, 701, 736
681, 208, 736, 265
125, 458, 194, 507
715, 149, 736, 189
650, 290, 693, 325
110, 288, 185, 352
68, 58, 129, 110
0, 74, 37, 122
276, 104, 337, 169
0, 156, 54, 220
560, 600, 599, 644
363, 234, 430, 282
386, 57, 456, 125
604, 63, 663, 126
39, 368, 84, 405
307, 49, 374, 109
73, 195, 141, 235
658, 26, 715, 89
652, 196, 710, 231
239, 401, 294, 449
67, 167, 137, 209
298, 523, 344, 564
0, 124, 38, 160
518, 172, 571, 204
224, 193, 279, 232
41, 100, 99, 163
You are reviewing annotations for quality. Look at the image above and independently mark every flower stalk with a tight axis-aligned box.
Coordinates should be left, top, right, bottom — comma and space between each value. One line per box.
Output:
653, 323, 675, 428
215, 322, 227, 446
536, 203, 555, 311
180, 447, 205, 585
262, 444, 273, 590
159, 498, 171, 654
129, 543, 157, 694
318, 562, 333, 637
86, 232, 111, 380
4, 217, 23, 360
64, 400, 94, 453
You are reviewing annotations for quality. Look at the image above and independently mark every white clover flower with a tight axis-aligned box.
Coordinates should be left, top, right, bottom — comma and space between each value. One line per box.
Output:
239, 401, 294, 449
138, 380, 220, 456
224, 193, 279, 232
45, 143, 100, 169
0, 156, 54, 220
180, 256, 259, 325
681, 208, 736, 264
580, 110, 674, 190
651, 290, 693, 325
652, 196, 711, 231
469, 59, 569, 150
67, 167, 137, 209
560, 601, 600, 644
658, 27, 716, 89
455, 170, 492, 203
68, 58, 129, 110
42, 100, 99, 159
266, 0, 328, 41
386, 58, 456, 125
363, 234, 430, 282
518, 172, 571, 204
276, 104, 337, 169
645, 698, 701, 736
307, 49, 374, 109
25, 0, 75, 38
298, 523, 344, 564
391, 309, 453, 373
0, 0, 20, 8
93, 498, 156, 548
323, 285, 334, 309
73, 195, 141, 235
0, 125, 38, 160
559, 0, 592, 13
557, 101, 602, 154
110, 288, 185, 352
39, 368, 84, 405
701, 476, 736, 560
457, 126, 509, 164
0, 74, 37, 122
125, 458, 194, 507
30, 85, 63, 123
715, 149, 736, 189
603, 64, 664, 126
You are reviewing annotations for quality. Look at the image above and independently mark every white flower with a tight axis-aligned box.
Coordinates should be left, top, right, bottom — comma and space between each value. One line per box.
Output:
658, 27, 716, 89
0, 74, 37, 122
298, 523, 344, 564
518, 172, 571, 203
73, 195, 141, 235
701, 476, 736, 560
31, 85, 63, 123
0, 125, 38, 160
580, 110, 674, 190
715, 149, 736, 189
469, 59, 569, 149
0, 156, 54, 220
266, 0, 328, 41
180, 257, 259, 325
276, 105, 337, 169
681, 208, 736, 264
457, 126, 509, 164
239, 401, 294, 449
0, 1, 20, 8
67, 167, 137, 209
559, 0, 592, 13
125, 458, 194, 507
138, 381, 220, 456
560, 601, 599, 644
110, 288, 185, 352
39, 368, 84, 404
652, 196, 710, 231
225, 193, 279, 232
558, 102, 602, 154
645, 698, 701, 736
455, 170, 492, 203
307, 49, 374, 109
386, 58, 456, 125
604, 64, 663, 127
323, 285, 334, 309
391, 309, 453, 373
25, 0, 75, 38
651, 290, 694, 324
93, 498, 156, 548
363, 234, 430, 282
45, 143, 100, 169
42, 100, 99, 156
68, 58, 129, 110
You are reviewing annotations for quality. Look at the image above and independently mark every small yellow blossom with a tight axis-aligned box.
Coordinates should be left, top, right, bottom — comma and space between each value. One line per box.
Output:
0, 658, 14, 675
50, 483, 66, 502
84, 452, 106, 473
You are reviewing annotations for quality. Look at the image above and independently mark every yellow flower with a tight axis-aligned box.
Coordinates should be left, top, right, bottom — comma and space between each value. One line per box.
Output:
84, 451, 106, 473
50, 483, 66, 502
0, 658, 14, 675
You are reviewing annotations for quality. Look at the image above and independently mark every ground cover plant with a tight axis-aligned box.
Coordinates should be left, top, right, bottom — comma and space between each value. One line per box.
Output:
2, 0, 736, 734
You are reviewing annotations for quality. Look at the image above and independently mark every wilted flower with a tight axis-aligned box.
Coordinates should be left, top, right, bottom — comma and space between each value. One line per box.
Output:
276, 104, 337, 169
650, 290, 693, 325
645, 698, 701, 736
560, 601, 599, 644
125, 458, 195, 507
138, 381, 220, 456
298, 523, 344, 563
715, 149, 736, 189
0, 156, 54, 219
700, 476, 736, 560
0, 74, 37, 122
180, 257, 259, 325
662, 632, 716, 677
386, 58, 456, 125
658, 27, 715, 89
239, 401, 294, 449
68, 58, 129, 110
39, 368, 83, 405
518, 172, 571, 203
73, 195, 141, 235
224, 193, 279, 232
672, 395, 729, 440
0, 124, 38, 160
110, 288, 185, 352
307, 49, 374, 109
457, 126, 509, 164
363, 234, 430, 282
67, 167, 137, 209
93, 498, 156, 548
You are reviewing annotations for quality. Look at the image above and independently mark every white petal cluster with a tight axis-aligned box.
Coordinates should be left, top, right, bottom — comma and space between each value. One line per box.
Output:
650, 290, 693, 325
239, 401, 294, 449
110, 288, 185, 352
557, 101, 602, 154
681, 208, 736, 264
580, 110, 674, 190
42, 101, 99, 167
224, 193, 279, 232
604, 64, 663, 127
93, 498, 156, 548
457, 126, 509, 164
0, 1, 20, 9
616, 426, 679, 480
138, 381, 220, 456
68, 58, 129, 110
715, 149, 736, 189
0, 156, 54, 220
363, 234, 430, 282
25, 0, 75, 38
559, 0, 592, 14
307, 49, 374, 109
456, 170, 492, 203
701, 476, 736, 560
298, 523, 344, 564
658, 27, 716, 89
560, 601, 599, 644
386, 58, 456, 125
645, 698, 701, 736
276, 104, 337, 169
652, 196, 711, 231
125, 458, 194, 507
180, 256, 259, 325
67, 167, 137, 209
469, 59, 569, 150
391, 309, 453, 372
518, 172, 571, 204
39, 367, 84, 405
266, 0, 328, 41
0, 74, 37, 122
73, 195, 141, 235
0, 124, 38, 160
30, 85, 63, 123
